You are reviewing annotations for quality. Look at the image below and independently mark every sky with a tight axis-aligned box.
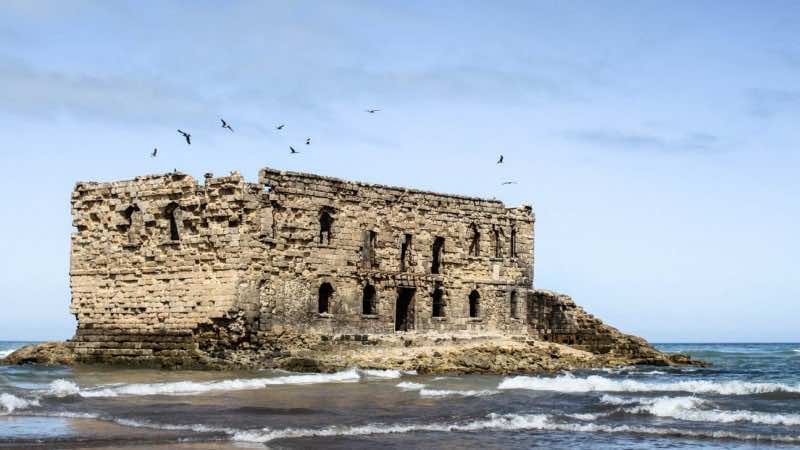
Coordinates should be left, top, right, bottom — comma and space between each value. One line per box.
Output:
0, 0, 798, 342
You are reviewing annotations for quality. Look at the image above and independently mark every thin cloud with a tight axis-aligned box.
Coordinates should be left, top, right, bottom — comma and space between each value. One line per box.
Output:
0, 59, 210, 124
564, 129, 719, 153
747, 88, 800, 118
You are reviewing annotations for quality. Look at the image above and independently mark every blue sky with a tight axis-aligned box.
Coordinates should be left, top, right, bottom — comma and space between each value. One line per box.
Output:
0, 1, 798, 341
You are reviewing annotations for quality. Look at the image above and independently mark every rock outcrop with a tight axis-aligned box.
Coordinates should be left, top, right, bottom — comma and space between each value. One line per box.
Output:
1, 341, 76, 366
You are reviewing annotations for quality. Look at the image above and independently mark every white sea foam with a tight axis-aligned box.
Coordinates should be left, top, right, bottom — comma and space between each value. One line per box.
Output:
565, 413, 603, 421
231, 413, 553, 443
0, 393, 40, 413
0, 349, 15, 359
113, 417, 231, 433
396, 382, 426, 391
359, 369, 403, 379
49, 379, 81, 397
604, 394, 800, 426
32, 409, 800, 445
498, 373, 800, 396
49, 369, 362, 398
419, 388, 498, 398
228, 413, 800, 444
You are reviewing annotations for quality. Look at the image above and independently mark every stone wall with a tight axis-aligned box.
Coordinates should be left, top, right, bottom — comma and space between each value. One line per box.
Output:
527, 289, 658, 358
69, 171, 262, 366
68, 167, 536, 366
254, 168, 534, 337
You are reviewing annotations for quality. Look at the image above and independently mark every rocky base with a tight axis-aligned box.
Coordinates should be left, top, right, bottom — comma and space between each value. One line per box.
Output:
228, 331, 705, 374
1, 333, 704, 374
0, 341, 76, 366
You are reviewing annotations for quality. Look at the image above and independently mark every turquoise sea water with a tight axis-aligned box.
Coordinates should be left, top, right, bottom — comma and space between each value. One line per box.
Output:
1, 341, 799, 449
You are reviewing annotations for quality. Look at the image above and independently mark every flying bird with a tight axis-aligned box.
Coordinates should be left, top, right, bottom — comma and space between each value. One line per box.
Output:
276, 124, 285, 130
151, 148, 158, 158
501, 181, 517, 185
177, 129, 191, 145
497, 155, 504, 164
290, 146, 299, 154
365, 109, 381, 114
220, 118, 233, 132
305, 137, 311, 145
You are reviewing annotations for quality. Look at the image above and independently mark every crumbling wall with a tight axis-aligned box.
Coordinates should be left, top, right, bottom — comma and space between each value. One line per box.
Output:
258, 168, 534, 337
527, 289, 659, 358
68, 167, 536, 367
69, 171, 262, 366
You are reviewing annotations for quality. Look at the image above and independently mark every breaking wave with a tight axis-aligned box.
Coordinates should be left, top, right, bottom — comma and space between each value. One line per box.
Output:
22, 410, 800, 444
48, 379, 81, 397
0, 349, 15, 359
602, 395, 800, 426
395, 382, 495, 397
359, 369, 404, 379
0, 393, 39, 414
228, 413, 800, 444
498, 373, 800, 396
47, 369, 365, 398
358, 369, 416, 379
419, 389, 498, 398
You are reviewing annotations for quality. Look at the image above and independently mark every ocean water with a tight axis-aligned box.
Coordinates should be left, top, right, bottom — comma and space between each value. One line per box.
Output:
1, 341, 799, 449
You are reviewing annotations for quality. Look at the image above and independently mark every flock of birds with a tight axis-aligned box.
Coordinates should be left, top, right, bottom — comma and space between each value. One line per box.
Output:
150, 108, 517, 185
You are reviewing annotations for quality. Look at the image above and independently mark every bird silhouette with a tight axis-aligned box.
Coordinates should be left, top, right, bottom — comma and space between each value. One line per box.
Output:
497, 155, 504, 164
306, 138, 311, 145
365, 109, 381, 114
501, 181, 517, 185
276, 124, 285, 130
177, 129, 191, 145
151, 148, 158, 158
220, 118, 234, 132
290, 146, 299, 154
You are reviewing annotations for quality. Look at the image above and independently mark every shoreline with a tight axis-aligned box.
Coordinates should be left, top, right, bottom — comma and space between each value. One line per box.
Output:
0, 334, 704, 374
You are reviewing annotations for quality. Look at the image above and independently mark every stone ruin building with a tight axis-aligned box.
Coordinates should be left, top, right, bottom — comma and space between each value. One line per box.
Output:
69, 167, 637, 367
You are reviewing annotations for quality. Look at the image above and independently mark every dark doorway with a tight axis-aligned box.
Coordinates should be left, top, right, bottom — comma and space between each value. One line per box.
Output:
362, 284, 376, 315
432, 288, 445, 318
318, 282, 333, 313
469, 290, 480, 318
395, 288, 416, 331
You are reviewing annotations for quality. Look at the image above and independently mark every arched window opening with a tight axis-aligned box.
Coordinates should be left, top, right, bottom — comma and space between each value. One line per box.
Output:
431, 236, 445, 274
362, 284, 376, 315
509, 224, 517, 258
318, 282, 334, 314
400, 233, 412, 272
468, 223, 480, 257
493, 227, 503, 259
319, 209, 334, 245
510, 290, 518, 319
165, 203, 181, 241
362, 230, 378, 268
469, 290, 480, 318
123, 205, 138, 226
432, 288, 445, 318
122, 205, 142, 245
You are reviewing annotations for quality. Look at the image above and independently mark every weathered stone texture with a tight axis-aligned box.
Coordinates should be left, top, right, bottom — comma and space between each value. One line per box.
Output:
527, 289, 659, 358
69, 168, 538, 366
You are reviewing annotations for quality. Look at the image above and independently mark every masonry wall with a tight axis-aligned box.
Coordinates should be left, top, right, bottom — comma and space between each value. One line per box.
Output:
69, 172, 262, 366
68, 167, 536, 366
255, 168, 534, 336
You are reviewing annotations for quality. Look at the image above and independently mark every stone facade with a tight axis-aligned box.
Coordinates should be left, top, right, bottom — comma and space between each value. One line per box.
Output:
69, 168, 538, 366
